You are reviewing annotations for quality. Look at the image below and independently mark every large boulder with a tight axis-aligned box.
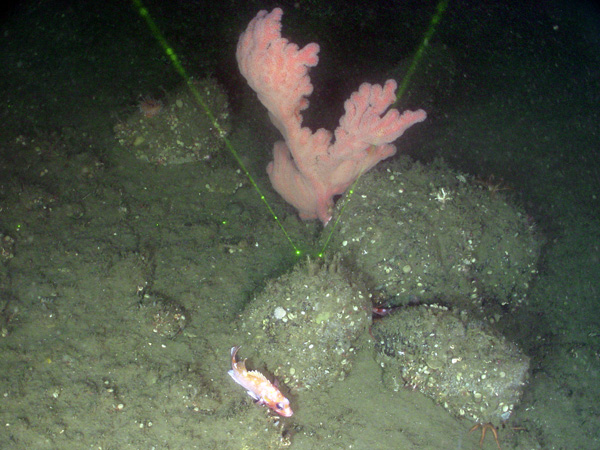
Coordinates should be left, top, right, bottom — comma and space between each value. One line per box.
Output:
238, 258, 371, 391
324, 156, 543, 316
114, 77, 230, 165
372, 304, 529, 424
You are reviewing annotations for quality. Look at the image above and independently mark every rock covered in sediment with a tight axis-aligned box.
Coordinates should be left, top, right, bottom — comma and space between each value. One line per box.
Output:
239, 257, 371, 391
324, 156, 543, 316
372, 304, 529, 424
113, 77, 230, 165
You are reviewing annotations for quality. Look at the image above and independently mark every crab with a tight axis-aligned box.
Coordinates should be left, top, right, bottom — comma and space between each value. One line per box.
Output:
469, 422, 501, 449
473, 174, 513, 197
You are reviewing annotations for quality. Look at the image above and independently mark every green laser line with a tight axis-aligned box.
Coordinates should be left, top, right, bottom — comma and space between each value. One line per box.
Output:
132, 0, 301, 256
319, 1, 448, 256
133, 0, 446, 259
317, 170, 365, 257
394, 0, 448, 106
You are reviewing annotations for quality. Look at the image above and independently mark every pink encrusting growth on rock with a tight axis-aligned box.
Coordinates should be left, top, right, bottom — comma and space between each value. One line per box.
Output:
236, 8, 426, 224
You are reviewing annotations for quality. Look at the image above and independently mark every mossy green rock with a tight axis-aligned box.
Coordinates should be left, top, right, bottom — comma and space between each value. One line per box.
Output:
372, 304, 529, 424
114, 77, 230, 165
325, 156, 543, 315
239, 258, 371, 391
